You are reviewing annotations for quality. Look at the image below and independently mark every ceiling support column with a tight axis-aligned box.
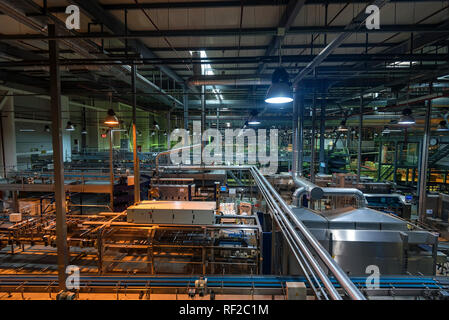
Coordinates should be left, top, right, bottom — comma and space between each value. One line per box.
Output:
319, 93, 326, 174
132, 64, 140, 204
183, 86, 189, 131
418, 86, 432, 223
310, 93, 317, 183
292, 90, 299, 175
298, 92, 304, 176
0, 94, 16, 177
357, 95, 363, 183
49, 24, 68, 291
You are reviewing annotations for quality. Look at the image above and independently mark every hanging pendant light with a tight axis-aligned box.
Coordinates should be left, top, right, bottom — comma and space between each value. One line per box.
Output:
247, 110, 261, 125
398, 108, 415, 125
65, 121, 75, 131
265, 41, 293, 104
382, 126, 391, 135
337, 120, 348, 132
104, 109, 119, 126
265, 67, 293, 104
437, 120, 449, 132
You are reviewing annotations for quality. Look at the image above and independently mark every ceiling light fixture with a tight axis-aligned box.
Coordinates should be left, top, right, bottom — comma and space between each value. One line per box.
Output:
437, 120, 449, 132
104, 109, 119, 126
398, 108, 415, 125
337, 120, 348, 132
65, 121, 75, 131
265, 67, 293, 104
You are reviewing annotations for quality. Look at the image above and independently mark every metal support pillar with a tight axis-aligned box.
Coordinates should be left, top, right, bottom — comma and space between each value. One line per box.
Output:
48, 24, 68, 291
319, 94, 326, 174
377, 141, 383, 181
310, 93, 316, 183
81, 107, 87, 153
132, 64, 140, 204
393, 141, 399, 185
183, 86, 189, 130
109, 129, 114, 211
292, 90, 299, 175
418, 96, 432, 223
298, 93, 304, 176
357, 95, 363, 183
216, 107, 220, 132
201, 85, 206, 164
167, 111, 171, 148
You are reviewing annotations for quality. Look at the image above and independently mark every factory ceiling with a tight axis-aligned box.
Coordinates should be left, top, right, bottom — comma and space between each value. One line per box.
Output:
0, 0, 448, 127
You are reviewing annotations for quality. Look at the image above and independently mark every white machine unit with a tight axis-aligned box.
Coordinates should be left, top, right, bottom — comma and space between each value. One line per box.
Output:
127, 201, 216, 225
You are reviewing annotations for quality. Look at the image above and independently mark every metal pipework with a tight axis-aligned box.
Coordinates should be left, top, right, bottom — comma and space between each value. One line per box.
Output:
156, 164, 365, 300
251, 169, 340, 300
251, 168, 366, 300
292, 186, 306, 208
291, 173, 367, 208
321, 187, 367, 208
291, 173, 324, 201
188, 78, 271, 86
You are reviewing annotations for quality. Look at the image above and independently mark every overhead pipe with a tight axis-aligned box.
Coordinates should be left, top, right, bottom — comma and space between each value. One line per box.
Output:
156, 164, 366, 300
291, 173, 324, 201
188, 78, 271, 86
251, 167, 366, 300
321, 187, 367, 208
291, 173, 367, 208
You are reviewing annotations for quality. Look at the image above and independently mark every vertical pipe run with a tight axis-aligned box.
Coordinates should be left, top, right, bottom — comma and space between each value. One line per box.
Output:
183, 86, 189, 130
377, 141, 383, 181
201, 85, 206, 164
0, 110, 6, 178
48, 24, 68, 291
167, 111, 171, 149
298, 93, 304, 176
292, 90, 299, 175
109, 129, 114, 211
310, 93, 316, 183
357, 95, 363, 183
319, 93, 326, 174
418, 94, 432, 223
81, 107, 87, 153
217, 107, 219, 132
132, 64, 140, 204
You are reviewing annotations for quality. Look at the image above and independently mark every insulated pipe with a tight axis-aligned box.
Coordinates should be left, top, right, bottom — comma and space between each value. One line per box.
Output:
292, 92, 299, 175
252, 170, 340, 300
188, 79, 271, 86
156, 164, 365, 300
251, 167, 366, 300
292, 186, 306, 207
321, 187, 367, 208
291, 173, 324, 200
291, 174, 367, 208
298, 92, 305, 175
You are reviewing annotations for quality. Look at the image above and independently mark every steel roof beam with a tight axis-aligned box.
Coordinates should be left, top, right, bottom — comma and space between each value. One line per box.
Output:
257, 0, 306, 74
0, 24, 444, 41
45, 0, 435, 12
292, 0, 391, 87
68, 0, 184, 85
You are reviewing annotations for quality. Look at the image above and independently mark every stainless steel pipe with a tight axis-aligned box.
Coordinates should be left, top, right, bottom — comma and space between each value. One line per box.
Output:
252, 168, 366, 300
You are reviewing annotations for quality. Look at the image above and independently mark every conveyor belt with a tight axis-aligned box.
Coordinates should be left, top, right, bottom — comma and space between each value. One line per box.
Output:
0, 275, 446, 290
